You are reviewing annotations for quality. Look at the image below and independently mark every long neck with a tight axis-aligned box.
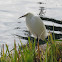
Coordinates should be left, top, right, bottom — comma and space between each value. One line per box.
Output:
26, 14, 34, 27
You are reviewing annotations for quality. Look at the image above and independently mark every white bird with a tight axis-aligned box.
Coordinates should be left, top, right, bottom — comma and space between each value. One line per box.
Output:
19, 13, 47, 40
19, 13, 48, 58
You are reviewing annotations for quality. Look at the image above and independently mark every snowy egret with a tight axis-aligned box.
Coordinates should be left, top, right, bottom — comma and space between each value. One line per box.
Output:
19, 13, 48, 58
19, 13, 47, 40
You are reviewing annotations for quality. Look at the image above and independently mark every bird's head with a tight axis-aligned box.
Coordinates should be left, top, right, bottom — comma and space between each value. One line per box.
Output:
18, 13, 33, 19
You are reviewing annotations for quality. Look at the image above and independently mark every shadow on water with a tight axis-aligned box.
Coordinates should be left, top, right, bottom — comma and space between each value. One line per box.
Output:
37, 2, 44, 4
15, 29, 62, 45
45, 25, 62, 31
40, 17, 62, 24
15, 34, 46, 45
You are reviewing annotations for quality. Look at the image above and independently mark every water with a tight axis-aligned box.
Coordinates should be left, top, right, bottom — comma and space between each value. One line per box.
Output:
0, 0, 62, 51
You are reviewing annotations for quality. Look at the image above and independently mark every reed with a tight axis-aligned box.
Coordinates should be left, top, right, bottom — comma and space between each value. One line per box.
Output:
0, 34, 62, 62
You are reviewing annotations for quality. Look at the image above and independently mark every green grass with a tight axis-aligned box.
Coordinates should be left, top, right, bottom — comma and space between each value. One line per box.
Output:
0, 34, 62, 62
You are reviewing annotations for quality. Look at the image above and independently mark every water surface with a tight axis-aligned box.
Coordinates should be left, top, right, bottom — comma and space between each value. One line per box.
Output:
0, 0, 62, 51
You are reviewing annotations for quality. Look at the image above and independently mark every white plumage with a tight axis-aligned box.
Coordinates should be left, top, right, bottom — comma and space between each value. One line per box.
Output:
19, 13, 47, 40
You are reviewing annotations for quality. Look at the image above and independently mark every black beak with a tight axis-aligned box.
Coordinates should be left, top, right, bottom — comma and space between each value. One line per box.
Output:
18, 14, 27, 19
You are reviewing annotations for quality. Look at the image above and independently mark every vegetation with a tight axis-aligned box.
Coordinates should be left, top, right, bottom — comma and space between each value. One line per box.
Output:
0, 33, 62, 62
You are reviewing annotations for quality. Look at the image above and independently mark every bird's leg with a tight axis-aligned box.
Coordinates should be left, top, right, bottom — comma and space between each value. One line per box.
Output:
37, 36, 40, 59
36, 37, 38, 49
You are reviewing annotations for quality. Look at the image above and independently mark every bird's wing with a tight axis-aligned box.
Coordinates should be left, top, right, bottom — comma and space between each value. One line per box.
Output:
31, 16, 45, 29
